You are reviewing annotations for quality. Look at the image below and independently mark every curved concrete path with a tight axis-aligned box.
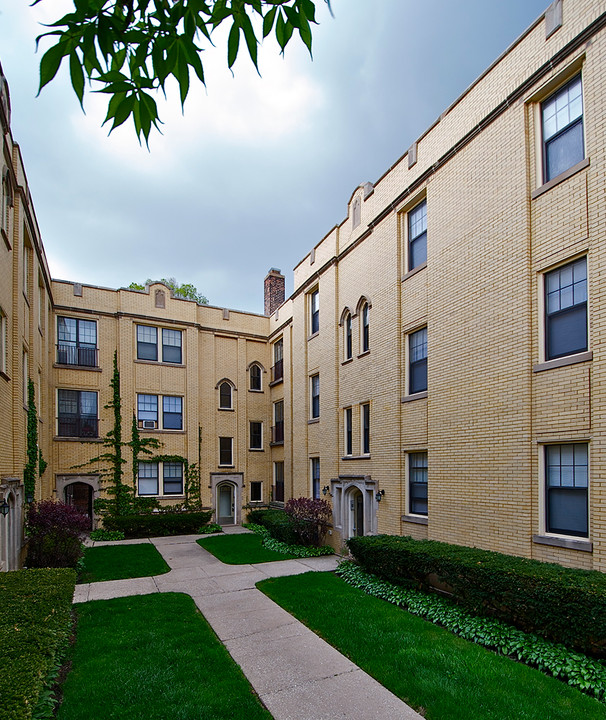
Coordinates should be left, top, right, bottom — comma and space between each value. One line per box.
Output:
75, 528, 422, 720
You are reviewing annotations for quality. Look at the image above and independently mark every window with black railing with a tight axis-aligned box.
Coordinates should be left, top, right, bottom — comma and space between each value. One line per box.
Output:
271, 358, 284, 383
57, 389, 98, 437
272, 400, 284, 444
57, 317, 98, 367
274, 461, 284, 502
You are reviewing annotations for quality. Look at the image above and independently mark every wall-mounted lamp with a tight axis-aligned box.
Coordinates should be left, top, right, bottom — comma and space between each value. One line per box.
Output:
322, 485, 330, 496
0, 499, 10, 517
375, 489, 385, 502
26, 492, 34, 504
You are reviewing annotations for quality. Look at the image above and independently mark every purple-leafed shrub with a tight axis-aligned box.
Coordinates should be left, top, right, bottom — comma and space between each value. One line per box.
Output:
284, 497, 332, 547
26, 500, 89, 568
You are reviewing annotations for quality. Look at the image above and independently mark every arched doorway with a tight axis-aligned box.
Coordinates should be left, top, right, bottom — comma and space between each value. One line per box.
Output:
65, 482, 93, 529
349, 488, 364, 537
217, 482, 236, 525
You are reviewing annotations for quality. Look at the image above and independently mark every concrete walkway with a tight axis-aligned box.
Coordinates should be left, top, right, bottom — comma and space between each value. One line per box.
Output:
75, 529, 422, 720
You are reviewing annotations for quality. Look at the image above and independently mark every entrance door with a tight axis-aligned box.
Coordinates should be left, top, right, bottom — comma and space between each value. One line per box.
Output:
65, 482, 93, 529
350, 489, 364, 537
217, 483, 235, 524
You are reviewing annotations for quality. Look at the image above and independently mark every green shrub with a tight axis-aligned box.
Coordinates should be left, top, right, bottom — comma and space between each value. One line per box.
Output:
89, 529, 125, 541
284, 497, 332, 547
347, 535, 606, 658
26, 500, 89, 568
0, 568, 76, 719
198, 523, 222, 534
246, 508, 298, 544
103, 510, 213, 538
246, 523, 333, 557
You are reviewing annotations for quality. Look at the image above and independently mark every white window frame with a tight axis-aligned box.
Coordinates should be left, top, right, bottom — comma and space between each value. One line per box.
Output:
249, 362, 263, 392
360, 402, 370, 456
249, 481, 263, 503
406, 451, 428, 517
311, 457, 320, 500
219, 436, 234, 467
344, 407, 353, 457
249, 421, 263, 450
218, 380, 234, 410
137, 393, 183, 431
137, 460, 184, 497
310, 373, 320, 419
135, 324, 183, 364
309, 288, 319, 336
0, 307, 6, 375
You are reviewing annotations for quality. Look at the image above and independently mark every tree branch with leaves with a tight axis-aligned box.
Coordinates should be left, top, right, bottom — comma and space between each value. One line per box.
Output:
34, 0, 332, 143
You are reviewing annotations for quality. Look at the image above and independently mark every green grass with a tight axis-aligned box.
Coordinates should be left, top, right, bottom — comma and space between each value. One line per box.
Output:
57, 593, 272, 720
197, 532, 298, 564
258, 572, 605, 720
78, 543, 170, 583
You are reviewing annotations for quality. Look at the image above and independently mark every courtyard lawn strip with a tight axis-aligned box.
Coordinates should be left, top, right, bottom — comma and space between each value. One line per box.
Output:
258, 572, 605, 720
57, 593, 272, 720
197, 532, 298, 564
77, 543, 170, 583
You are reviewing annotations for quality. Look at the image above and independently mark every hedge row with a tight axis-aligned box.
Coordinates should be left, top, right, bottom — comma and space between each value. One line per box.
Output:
246, 508, 299, 545
347, 534, 606, 658
103, 510, 213, 538
0, 568, 76, 720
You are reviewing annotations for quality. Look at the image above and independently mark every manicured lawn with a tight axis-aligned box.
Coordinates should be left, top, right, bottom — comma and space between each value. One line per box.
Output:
258, 572, 605, 720
197, 532, 298, 564
78, 543, 170, 583
57, 593, 271, 720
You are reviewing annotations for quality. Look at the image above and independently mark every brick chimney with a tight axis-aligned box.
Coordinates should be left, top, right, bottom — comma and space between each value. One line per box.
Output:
264, 268, 285, 316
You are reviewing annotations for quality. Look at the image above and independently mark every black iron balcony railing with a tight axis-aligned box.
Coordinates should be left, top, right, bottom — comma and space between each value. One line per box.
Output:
57, 343, 98, 367
271, 359, 283, 383
57, 416, 99, 438
271, 422, 284, 444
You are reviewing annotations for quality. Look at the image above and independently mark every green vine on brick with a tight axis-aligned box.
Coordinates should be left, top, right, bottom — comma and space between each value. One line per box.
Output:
24, 378, 38, 502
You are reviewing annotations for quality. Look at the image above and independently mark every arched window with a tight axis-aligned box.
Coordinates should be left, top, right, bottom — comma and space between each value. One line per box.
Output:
249, 363, 262, 391
345, 313, 353, 360
361, 302, 369, 353
219, 381, 233, 409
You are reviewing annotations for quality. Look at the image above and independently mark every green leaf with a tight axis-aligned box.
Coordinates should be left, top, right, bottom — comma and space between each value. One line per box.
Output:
262, 6, 277, 38
227, 22, 240, 69
69, 51, 85, 107
38, 41, 71, 92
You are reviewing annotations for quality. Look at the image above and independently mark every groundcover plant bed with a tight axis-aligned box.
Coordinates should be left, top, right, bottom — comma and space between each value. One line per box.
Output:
257, 572, 605, 720
197, 532, 299, 564
78, 544, 170, 583
57, 593, 271, 720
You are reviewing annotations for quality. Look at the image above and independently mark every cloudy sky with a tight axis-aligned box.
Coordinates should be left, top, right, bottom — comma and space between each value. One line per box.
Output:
0, 0, 549, 313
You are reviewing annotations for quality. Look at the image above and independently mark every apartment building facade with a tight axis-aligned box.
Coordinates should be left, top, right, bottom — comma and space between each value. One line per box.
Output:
1, 0, 604, 571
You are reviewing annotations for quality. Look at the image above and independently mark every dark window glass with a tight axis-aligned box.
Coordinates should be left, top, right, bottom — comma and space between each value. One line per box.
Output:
219, 437, 233, 466
57, 390, 98, 437
362, 403, 370, 455
546, 444, 588, 537
310, 290, 319, 334
409, 452, 428, 516
409, 328, 428, 394
163, 462, 183, 495
219, 382, 232, 409
162, 329, 182, 363
57, 317, 97, 366
545, 258, 587, 360
361, 303, 369, 352
250, 364, 262, 391
163, 396, 182, 430
272, 339, 284, 382
250, 481, 262, 502
345, 314, 352, 359
542, 76, 584, 182
137, 394, 158, 425
138, 462, 159, 495
137, 325, 157, 361
311, 374, 320, 419
274, 461, 284, 502
250, 421, 263, 449
345, 408, 353, 456
408, 200, 427, 270
311, 458, 320, 499
273, 401, 284, 443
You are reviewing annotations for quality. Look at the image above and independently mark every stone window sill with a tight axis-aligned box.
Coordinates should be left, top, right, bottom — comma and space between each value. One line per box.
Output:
533, 351, 592, 373
402, 514, 428, 526
54, 363, 102, 372
308, 418, 320, 425
402, 390, 428, 403
342, 455, 371, 461
532, 534, 592, 552
134, 359, 185, 368
54, 436, 104, 443
402, 262, 427, 282
531, 157, 589, 200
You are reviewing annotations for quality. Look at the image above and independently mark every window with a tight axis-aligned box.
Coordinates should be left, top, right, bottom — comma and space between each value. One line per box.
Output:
57, 317, 97, 366
22, 350, 28, 406
361, 403, 370, 455
250, 421, 263, 450
409, 327, 428, 394
23, 243, 30, 298
138, 461, 183, 496
0, 307, 6, 375
545, 258, 587, 360
310, 289, 319, 335
361, 302, 369, 353
38, 281, 45, 333
274, 461, 284, 502
542, 75, 584, 183
250, 481, 262, 503
272, 339, 283, 382
344, 407, 353, 456
219, 381, 233, 409
311, 458, 320, 499
272, 400, 284, 443
137, 394, 183, 430
1, 170, 12, 235
219, 437, 233, 466
310, 374, 320, 419
249, 363, 262, 391
136, 325, 182, 363
57, 390, 98, 437
409, 452, 428, 516
344, 313, 352, 360
162, 328, 182, 363
545, 444, 588, 538
408, 200, 427, 271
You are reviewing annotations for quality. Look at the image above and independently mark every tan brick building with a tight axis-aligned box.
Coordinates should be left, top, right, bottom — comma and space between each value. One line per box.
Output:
1, 0, 605, 571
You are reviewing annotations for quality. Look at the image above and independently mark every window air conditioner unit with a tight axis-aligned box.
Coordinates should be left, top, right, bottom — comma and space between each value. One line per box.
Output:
141, 420, 157, 429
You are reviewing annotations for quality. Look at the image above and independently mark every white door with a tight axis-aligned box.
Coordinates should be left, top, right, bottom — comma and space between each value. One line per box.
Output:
218, 484, 235, 524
